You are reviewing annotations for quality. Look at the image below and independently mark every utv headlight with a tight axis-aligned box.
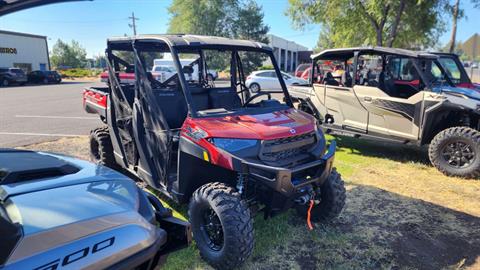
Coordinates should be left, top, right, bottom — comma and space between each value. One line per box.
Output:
211, 138, 258, 152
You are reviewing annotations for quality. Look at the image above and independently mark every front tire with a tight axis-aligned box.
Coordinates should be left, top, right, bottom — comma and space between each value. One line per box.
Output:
189, 182, 254, 269
428, 126, 480, 178
296, 169, 346, 222
89, 126, 116, 168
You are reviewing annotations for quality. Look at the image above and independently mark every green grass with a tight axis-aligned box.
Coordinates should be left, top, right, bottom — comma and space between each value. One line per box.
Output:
58, 68, 102, 78
161, 135, 480, 270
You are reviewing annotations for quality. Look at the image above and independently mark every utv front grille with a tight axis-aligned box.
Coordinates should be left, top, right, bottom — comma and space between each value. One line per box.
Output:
259, 131, 316, 167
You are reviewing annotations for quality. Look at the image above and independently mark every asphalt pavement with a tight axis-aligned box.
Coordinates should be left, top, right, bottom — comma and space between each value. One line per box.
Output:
0, 81, 103, 147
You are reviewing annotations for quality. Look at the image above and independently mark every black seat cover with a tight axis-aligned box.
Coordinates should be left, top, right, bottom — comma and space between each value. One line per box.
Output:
209, 87, 241, 110
189, 86, 209, 111
324, 72, 339, 86
152, 88, 188, 129
341, 71, 353, 87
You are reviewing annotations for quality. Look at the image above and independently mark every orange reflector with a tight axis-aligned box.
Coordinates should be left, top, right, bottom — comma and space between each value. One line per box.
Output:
203, 151, 209, 162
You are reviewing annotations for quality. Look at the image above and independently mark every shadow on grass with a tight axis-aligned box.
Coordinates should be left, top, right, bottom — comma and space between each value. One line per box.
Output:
333, 135, 430, 165
247, 184, 480, 270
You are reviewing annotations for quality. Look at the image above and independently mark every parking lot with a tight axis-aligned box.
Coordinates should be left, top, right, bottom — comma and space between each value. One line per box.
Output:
0, 81, 103, 147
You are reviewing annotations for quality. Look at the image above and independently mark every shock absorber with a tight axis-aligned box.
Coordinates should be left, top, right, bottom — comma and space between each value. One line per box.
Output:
236, 173, 247, 194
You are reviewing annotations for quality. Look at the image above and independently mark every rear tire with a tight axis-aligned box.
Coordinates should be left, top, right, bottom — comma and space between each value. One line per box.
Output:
89, 126, 116, 168
428, 126, 480, 178
296, 169, 346, 222
189, 182, 254, 269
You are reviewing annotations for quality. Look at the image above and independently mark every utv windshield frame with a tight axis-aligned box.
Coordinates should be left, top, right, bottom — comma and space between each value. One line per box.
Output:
106, 35, 294, 118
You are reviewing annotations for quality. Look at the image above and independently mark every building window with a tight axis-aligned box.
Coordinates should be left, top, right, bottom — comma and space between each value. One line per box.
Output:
13, 63, 32, 73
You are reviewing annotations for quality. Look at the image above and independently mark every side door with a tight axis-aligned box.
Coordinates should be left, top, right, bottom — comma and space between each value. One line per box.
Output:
324, 83, 369, 133
354, 56, 423, 140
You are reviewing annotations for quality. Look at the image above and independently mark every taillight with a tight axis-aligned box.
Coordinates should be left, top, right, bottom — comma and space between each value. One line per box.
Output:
247, 76, 251, 80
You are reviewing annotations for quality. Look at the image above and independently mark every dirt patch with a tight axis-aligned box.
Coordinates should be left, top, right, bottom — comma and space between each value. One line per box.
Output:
19, 136, 90, 160
394, 226, 475, 270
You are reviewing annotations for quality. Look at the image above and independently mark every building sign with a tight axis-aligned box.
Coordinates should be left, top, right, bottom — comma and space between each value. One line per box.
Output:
0, 47, 17, 54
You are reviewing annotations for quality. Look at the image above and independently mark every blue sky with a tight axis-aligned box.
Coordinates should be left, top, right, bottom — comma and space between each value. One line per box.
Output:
0, 0, 478, 57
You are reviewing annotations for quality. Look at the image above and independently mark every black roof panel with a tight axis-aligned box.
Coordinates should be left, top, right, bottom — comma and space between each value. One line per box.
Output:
107, 34, 271, 51
311, 46, 438, 61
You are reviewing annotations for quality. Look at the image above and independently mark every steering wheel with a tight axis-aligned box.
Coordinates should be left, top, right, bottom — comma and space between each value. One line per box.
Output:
244, 92, 272, 107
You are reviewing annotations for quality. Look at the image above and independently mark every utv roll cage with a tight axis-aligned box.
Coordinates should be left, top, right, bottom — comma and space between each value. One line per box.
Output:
104, 34, 296, 197
106, 34, 294, 118
308, 46, 456, 89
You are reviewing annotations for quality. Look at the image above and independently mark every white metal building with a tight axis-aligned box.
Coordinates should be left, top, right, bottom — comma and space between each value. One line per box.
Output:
0, 30, 49, 72
265, 34, 309, 72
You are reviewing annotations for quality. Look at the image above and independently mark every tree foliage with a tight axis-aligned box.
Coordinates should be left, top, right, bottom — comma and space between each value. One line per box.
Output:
287, 0, 446, 50
50, 39, 87, 68
167, 0, 269, 73
445, 0, 480, 53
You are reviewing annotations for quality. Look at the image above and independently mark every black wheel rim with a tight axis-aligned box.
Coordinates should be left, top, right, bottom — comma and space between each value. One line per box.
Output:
90, 138, 101, 161
200, 208, 224, 251
441, 141, 476, 168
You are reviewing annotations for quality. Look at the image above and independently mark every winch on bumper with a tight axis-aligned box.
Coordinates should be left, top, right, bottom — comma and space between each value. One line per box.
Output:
234, 141, 337, 214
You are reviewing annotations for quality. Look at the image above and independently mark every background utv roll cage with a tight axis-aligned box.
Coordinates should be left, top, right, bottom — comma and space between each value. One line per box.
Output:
308, 50, 456, 89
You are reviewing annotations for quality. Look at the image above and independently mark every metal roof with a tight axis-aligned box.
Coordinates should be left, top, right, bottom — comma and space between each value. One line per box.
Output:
311, 46, 438, 60
107, 34, 271, 50
0, 29, 46, 39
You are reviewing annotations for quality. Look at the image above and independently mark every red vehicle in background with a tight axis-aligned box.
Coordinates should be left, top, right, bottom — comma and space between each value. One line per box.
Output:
100, 71, 135, 84
295, 63, 333, 82
294, 63, 311, 78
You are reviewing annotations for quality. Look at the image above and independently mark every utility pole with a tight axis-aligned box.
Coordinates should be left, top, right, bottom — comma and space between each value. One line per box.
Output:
128, 12, 139, 36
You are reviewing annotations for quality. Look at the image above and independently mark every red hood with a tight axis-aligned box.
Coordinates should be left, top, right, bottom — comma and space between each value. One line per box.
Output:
185, 108, 316, 140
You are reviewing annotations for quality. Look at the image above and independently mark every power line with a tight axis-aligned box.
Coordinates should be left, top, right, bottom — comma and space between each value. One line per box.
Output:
128, 12, 139, 36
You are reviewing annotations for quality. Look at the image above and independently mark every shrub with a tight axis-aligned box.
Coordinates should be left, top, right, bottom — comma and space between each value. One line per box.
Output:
58, 68, 102, 78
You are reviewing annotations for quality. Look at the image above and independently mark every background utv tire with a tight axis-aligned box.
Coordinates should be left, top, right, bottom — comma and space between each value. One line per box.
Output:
297, 169, 346, 222
429, 126, 480, 178
189, 182, 254, 269
89, 126, 116, 168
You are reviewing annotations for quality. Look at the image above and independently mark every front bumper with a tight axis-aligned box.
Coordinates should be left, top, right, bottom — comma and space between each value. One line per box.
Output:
237, 140, 336, 198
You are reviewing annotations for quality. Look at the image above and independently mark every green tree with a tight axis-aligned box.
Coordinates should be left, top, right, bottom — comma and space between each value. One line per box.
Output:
167, 0, 269, 73
50, 39, 87, 68
287, 0, 445, 49
167, 0, 238, 37
233, 1, 270, 74
446, 0, 480, 53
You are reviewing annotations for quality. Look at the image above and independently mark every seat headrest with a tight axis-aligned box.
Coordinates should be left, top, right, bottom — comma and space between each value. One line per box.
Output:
189, 86, 208, 94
